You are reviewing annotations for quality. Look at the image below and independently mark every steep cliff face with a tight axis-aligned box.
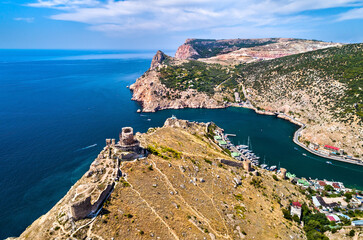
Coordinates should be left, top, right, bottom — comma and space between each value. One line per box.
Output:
130, 51, 227, 112
18, 119, 309, 239
130, 67, 226, 112
174, 39, 200, 59
150, 50, 167, 70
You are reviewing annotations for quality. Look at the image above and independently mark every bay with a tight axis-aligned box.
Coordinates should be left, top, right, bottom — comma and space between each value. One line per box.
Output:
0, 50, 361, 239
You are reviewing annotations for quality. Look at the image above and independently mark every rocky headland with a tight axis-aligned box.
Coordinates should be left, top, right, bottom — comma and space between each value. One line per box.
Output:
16, 118, 312, 239
130, 38, 362, 158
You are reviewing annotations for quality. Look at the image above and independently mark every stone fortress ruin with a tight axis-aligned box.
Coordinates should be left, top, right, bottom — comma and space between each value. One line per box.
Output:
70, 126, 146, 220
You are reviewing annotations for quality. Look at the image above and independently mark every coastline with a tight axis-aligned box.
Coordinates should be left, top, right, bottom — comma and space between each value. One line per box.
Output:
237, 103, 363, 166
134, 97, 363, 166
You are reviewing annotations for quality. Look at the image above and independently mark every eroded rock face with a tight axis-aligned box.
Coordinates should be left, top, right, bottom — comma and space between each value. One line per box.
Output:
175, 40, 200, 59
130, 68, 225, 112
150, 50, 167, 70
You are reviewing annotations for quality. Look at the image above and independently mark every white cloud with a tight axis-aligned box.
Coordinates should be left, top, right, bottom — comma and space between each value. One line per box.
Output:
14, 17, 35, 23
27, 0, 363, 34
338, 7, 363, 20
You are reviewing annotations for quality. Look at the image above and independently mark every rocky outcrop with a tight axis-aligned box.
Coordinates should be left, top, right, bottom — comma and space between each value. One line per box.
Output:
175, 39, 200, 59
150, 50, 167, 70
130, 55, 226, 112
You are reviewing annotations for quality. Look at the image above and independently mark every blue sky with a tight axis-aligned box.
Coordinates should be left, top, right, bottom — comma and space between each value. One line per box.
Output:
1, 0, 363, 50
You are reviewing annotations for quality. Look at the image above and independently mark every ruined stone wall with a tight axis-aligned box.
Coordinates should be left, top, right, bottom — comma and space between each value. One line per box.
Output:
220, 159, 243, 168
91, 183, 114, 213
70, 196, 92, 221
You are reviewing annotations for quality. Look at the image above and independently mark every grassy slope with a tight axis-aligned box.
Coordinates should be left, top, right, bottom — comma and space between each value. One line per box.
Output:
188, 38, 280, 58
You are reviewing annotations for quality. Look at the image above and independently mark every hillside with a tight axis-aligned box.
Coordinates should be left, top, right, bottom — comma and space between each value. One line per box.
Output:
236, 43, 363, 156
17, 119, 309, 239
130, 42, 362, 157
175, 38, 339, 61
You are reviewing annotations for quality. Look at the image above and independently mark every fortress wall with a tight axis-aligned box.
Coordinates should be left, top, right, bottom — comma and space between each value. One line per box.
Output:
70, 196, 92, 220
91, 183, 114, 213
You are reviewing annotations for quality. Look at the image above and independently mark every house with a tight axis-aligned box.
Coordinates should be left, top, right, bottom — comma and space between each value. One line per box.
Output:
352, 220, 363, 226
308, 142, 319, 150
327, 214, 340, 223
218, 140, 227, 147
312, 196, 321, 208
290, 201, 302, 219
297, 179, 310, 188
324, 145, 339, 151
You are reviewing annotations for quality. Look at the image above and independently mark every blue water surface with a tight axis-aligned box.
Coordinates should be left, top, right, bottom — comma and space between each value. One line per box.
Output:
0, 50, 362, 239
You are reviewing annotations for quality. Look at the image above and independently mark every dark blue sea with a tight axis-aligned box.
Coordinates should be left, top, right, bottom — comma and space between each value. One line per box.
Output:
0, 50, 362, 239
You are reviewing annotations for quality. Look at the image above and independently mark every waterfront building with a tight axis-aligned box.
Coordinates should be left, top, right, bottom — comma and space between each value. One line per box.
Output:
218, 140, 227, 147
327, 214, 340, 223
312, 196, 321, 208
214, 135, 222, 141
297, 179, 310, 188
324, 145, 340, 151
352, 220, 363, 226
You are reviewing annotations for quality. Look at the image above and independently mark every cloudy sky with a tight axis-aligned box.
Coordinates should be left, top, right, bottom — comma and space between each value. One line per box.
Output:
1, 0, 363, 50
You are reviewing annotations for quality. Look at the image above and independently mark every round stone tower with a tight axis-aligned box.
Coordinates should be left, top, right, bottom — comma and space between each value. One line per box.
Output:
120, 127, 135, 146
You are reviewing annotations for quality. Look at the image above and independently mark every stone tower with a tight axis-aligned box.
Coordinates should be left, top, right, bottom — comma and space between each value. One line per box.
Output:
280, 168, 287, 179
120, 127, 135, 145
243, 159, 252, 172
118, 127, 140, 152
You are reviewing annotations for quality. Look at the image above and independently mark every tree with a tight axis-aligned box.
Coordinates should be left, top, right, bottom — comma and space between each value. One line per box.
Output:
348, 230, 355, 237
292, 214, 301, 223
282, 208, 292, 220
324, 185, 334, 192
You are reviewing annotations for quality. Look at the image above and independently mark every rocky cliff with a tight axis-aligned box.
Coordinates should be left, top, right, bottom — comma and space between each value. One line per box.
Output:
17, 119, 309, 239
130, 51, 227, 112
130, 39, 362, 157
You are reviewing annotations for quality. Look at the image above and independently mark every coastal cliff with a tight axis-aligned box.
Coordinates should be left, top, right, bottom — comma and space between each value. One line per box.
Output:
130, 38, 362, 157
17, 119, 310, 239
130, 51, 227, 112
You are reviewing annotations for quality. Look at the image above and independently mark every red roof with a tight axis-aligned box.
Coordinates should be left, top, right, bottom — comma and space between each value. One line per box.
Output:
327, 215, 335, 221
324, 145, 339, 151
292, 201, 302, 208
332, 183, 340, 189
319, 181, 326, 186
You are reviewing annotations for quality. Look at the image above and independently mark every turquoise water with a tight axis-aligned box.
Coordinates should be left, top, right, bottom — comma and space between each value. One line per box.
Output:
0, 50, 362, 238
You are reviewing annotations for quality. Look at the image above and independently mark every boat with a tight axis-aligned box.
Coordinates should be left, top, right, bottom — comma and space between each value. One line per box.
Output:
260, 164, 267, 169
270, 165, 277, 171
302, 153, 307, 156
237, 145, 249, 149
326, 161, 332, 165
294, 147, 298, 150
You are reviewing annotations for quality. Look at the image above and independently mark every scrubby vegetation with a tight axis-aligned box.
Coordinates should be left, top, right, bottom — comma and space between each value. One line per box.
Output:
147, 144, 182, 159
236, 43, 363, 122
159, 60, 232, 94
187, 38, 279, 58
